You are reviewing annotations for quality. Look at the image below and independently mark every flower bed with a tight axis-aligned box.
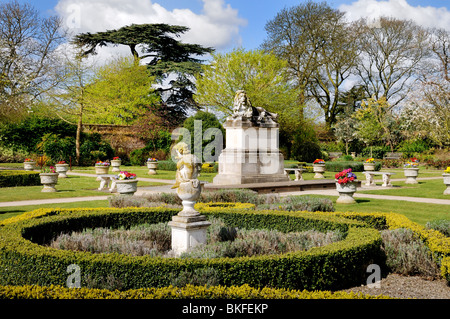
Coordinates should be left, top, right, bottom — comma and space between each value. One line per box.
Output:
0, 207, 382, 291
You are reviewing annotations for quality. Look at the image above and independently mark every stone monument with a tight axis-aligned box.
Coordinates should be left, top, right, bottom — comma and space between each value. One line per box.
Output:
213, 90, 289, 185
168, 142, 211, 256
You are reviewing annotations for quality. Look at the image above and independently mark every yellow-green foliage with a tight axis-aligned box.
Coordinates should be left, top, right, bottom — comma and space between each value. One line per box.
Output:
0, 284, 392, 299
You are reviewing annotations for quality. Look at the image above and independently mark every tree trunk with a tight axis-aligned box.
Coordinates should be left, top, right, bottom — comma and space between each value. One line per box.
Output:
76, 103, 84, 166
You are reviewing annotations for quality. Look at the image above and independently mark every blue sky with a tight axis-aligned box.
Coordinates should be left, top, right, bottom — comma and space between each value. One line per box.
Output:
13, 0, 450, 52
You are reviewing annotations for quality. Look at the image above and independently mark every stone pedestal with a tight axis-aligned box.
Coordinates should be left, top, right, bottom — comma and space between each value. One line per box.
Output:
213, 117, 289, 185
168, 214, 211, 256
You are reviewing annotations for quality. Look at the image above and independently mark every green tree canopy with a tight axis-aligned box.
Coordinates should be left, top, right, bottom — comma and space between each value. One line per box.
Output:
85, 56, 160, 125
72, 23, 214, 124
195, 48, 301, 128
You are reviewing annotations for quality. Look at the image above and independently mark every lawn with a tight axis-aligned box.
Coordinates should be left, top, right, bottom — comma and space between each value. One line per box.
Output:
358, 178, 449, 200
0, 200, 108, 221
333, 196, 450, 225
0, 174, 166, 202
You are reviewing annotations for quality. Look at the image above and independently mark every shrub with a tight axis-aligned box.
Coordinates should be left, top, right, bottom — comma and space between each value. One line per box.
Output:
0, 145, 28, 163
291, 124, 322, 162
181, 111, 225, 163
426, 220, 450, 237
361, 146, 390, 159
0, 170, 41, 188
256, 195, 335, 212
0, 116, 76, 153
325, 161, 381, 172
79, 133, 114, 165
156, 160, 177, 171
381, 228, 440, 278
37, 133, 76, 163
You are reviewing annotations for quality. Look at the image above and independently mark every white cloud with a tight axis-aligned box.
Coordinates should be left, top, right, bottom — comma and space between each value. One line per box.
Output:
56, 0, 247, 51
340, 0, 450, 30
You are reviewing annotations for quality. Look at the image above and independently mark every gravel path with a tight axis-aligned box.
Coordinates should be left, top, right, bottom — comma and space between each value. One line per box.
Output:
341, 274, 450, 299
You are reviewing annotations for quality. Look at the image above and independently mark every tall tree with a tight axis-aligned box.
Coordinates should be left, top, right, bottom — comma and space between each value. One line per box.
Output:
44, 50, 95, 165
354, 17, 428, 108
194, 48, 301, 154
261, 0, 357, 129
0, 0, 65, 123
72, 23, 213, 124
402, 28, 450, 147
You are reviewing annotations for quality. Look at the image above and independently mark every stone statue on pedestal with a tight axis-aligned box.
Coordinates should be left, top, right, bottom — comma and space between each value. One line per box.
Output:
213, 90, 289, 185
168, 142, 210, 255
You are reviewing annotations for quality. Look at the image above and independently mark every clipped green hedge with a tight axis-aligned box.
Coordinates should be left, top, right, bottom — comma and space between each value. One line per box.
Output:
0, 170, 41, 188
0, 207, 382, 291
324, 161, 382, 172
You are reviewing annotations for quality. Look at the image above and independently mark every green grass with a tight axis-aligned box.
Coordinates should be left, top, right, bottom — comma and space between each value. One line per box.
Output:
299, 195, 450, 226
0, 175, 166, 202
359, 178, 449, 200
0, 200, 109, 221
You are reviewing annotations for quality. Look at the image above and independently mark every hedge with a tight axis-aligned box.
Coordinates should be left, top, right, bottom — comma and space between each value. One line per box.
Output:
0, 207, 382, 291
324, 162, 382, 172
0, 170, 41, 188
0, 283, 392, 299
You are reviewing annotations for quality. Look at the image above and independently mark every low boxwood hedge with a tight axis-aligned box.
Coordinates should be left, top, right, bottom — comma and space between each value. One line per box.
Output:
0, 207, 383, 291
0, 170, 41, 188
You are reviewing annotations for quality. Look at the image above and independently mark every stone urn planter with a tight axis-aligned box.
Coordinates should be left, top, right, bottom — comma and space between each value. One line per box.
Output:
363, 162, 376, 171
39, 173, 59, 192
147, 161, 159, 175
95, 164, 110, 175
55, 163, 69, 178
23, 161, 36, 171
115, 179, 138, 195
335, 181, 358, 204
111, 159, 121, 172
313, 164, 326, 179
443, 173, 450, 195
404, 167, 419, 184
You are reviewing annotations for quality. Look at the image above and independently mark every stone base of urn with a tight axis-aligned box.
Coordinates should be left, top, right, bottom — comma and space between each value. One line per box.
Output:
404, 168, 419, 184
443, 173, 450, 195
335, 181, 357, 204
147, 162, 158, 175
39, 173, 59, 192
111, 160, 121, 172
313, 164, 326, 179
55, 164, 69, 178
24, 162, 36, 171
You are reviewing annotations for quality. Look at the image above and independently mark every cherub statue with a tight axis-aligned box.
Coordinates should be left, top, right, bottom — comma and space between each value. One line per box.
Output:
171, 142, 202, 189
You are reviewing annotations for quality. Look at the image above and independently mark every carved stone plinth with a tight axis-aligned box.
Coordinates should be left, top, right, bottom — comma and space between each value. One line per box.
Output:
213, 100, 289, 185
168, 214, 211, 256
